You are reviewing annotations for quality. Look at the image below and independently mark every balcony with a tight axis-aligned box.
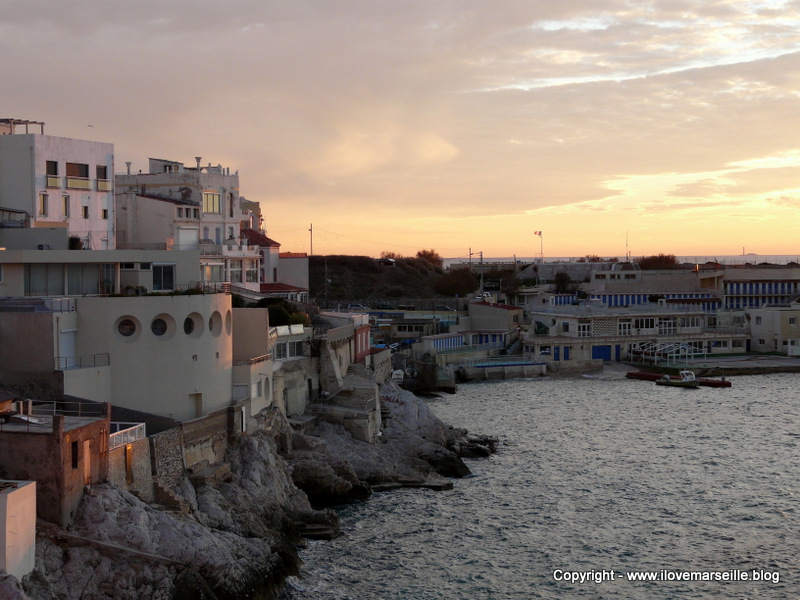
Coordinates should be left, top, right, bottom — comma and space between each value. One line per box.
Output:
54, 353, 110, 371
46, 175, 60, 188
66, 176, 91, 190
96, 179, 112, 192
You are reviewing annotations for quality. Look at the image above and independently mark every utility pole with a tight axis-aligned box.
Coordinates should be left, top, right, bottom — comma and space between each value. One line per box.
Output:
309, 223, 313, 256
469, 249, 484, 294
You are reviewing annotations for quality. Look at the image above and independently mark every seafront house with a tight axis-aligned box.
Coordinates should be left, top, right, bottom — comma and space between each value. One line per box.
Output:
0, 118, 115, 249
239, 228, 310, 303
115, 157, 262, 293
523, 301, 748, 371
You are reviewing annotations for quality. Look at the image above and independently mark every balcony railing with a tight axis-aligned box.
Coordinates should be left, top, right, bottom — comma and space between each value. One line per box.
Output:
46, 175, 60, 188
55, 353, 110, 371
66, 176, 91, 190
96, 179, 112, 191
109, 422, 146, 450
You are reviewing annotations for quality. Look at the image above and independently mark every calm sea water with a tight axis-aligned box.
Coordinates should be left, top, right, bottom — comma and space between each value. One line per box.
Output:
279, 374, 800, 600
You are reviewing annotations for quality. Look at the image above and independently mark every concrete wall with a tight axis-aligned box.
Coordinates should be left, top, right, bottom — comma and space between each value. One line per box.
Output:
181, 409, 229, 471
107, 436, 153, 502
0, 480, 36, 581
272, 357, 318, 416
232, 308, 270, 360
279, 254, 309, 289
0, 312, 55, 371
75, 294, 234, 421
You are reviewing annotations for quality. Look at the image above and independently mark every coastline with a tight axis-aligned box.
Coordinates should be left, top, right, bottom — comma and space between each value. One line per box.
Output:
6, 384, 494, 600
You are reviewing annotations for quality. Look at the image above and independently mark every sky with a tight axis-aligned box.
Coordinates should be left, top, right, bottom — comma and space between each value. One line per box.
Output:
4, 0, 800, 261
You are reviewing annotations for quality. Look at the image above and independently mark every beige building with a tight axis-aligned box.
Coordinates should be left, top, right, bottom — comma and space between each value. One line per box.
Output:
749, 302, 800, 355
115, 157, 261, 292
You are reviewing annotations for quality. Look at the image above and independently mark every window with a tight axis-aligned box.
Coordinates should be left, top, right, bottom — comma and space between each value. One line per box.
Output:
578, 322, 591, 337
62, 195, 70, 217
202, 192, 221, 214
153, 264, 175, 291
229, 193, 235, 217
184, 317, 195, 334
24, 264, 65, 295
151, 318, 167, 336
755, 316, 762, 325
229, 259, 242, 283
228, 226, 234, 239
634, 317, 655, 330
246, 261, 258, 283
66, 162, 90, 189
96, 165, 108, 179
274, 343, 287, 359
71, 441, 79, 469
82, 206, 89, 219
102, 208, 109, 220
46, 161, 59, 187
193, 208, 199, 219
790, 317, 797, 325
177, 207, 183, 218
0, 264, 3, 283
118, 319, 136, 337
624, 274, 636, 279
618, 321, 631, 336
562, 322, 569, 333
38, 193, 49, 216
140, 262, 151, 270
67, 263, 100, 295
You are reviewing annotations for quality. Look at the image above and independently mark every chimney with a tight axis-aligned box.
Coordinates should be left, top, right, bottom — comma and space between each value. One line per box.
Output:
195, 157, 202, 171
125, 161, 131, 175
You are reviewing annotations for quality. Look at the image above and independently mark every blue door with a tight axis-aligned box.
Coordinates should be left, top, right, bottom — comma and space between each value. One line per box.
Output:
615, 345, 621, 361
592, 345, 612, 360
564, 346, 570, 360
554, 347, 560, 361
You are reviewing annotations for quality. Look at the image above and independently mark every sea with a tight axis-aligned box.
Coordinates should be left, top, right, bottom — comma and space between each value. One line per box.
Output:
278, 373, 800, 600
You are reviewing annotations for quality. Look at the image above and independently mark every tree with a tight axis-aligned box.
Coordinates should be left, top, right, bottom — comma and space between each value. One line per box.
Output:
380, 251, 403, 259
434, 267, 478, 296
416, 248, 443, 270
69, 236, 84, 250
636, 254, 678, 270
554, 271, 572, 293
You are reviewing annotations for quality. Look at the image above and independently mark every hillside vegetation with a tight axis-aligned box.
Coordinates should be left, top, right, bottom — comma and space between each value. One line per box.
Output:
309, 255, 444, 302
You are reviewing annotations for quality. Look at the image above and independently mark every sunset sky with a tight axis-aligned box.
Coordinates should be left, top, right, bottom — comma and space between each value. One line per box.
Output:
4, 1, 800, 261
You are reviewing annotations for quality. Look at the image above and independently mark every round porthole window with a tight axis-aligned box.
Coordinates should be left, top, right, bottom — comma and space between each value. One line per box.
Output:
151, 318, 168, 336
118, 319, 137, 337
184, 316, 194, 334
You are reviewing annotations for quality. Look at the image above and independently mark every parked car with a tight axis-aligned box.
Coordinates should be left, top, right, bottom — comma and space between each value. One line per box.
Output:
376, 258, 395, 266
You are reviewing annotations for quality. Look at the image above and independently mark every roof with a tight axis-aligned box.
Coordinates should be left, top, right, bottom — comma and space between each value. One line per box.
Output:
472, 301, 523, 311
0, 388, 17, 403
240, 228, 281, 248
260, 282, 307, 293
279, 252, 308, 258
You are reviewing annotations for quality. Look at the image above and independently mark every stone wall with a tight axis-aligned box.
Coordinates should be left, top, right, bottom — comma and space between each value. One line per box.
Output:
107, 436, 154, 502
148, 427, 185, 490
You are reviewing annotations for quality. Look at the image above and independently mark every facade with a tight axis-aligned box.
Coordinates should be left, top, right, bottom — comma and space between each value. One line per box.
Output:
749, 302, 800, 354
722, 267, 800, 309
232, 308, 275, 429
0, 245, 201, 298
0, 119, 114, 249
524, 303, 748, 370
115, 158, 261, 291
240, 228, 309, 302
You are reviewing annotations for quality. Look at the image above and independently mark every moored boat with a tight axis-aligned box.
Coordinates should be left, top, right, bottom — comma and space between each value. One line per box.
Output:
655, 370, 699, 388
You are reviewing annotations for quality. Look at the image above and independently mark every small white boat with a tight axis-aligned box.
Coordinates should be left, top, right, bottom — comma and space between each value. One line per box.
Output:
655, 370, 699, 388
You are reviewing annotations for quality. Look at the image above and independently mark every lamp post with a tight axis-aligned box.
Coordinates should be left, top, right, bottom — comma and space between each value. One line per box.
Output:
469, 249, 484, 294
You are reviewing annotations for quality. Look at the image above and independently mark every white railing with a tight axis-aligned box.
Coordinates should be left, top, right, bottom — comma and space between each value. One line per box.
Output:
109, 422, 146, 450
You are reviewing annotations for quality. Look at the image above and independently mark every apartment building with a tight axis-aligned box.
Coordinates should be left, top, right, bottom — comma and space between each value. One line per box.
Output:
0, 118, 114, 249
115, 157, 261, 292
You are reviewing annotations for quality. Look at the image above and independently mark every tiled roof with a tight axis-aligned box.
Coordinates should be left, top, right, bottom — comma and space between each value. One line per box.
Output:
241, 228, 281, 248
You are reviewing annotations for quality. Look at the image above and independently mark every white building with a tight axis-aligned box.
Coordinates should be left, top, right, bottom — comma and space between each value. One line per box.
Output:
0, 118, 115, 249
0, 480, 36, 581
115, 157, 261, 292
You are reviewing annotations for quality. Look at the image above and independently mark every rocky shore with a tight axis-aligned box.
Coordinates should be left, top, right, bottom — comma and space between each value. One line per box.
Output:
4, 383, 495, 600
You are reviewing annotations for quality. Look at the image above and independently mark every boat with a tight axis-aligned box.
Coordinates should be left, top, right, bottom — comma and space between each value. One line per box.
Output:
655, 370, 699, 388
626, 371, 731, 387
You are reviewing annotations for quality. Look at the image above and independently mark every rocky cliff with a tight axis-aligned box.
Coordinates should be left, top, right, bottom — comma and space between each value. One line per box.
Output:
6, 384, 494, 600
